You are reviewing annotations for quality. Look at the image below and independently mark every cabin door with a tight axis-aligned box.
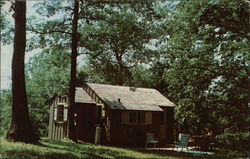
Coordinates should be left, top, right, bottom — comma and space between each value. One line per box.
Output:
75, 103, 96, 142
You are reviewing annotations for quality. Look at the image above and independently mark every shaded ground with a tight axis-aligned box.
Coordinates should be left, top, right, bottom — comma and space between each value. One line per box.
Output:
0, 138, 248, 159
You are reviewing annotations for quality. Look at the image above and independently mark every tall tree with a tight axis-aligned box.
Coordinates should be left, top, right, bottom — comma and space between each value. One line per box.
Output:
68, 0, 79, 141
6, 1, 39, 143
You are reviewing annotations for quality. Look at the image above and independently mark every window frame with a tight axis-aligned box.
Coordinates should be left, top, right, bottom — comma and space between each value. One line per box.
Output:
57, 104, 64, 121
137, 112, 145, 124
128, 111, 148, 125
129, 111, 137, 124
54, 103, 68, 123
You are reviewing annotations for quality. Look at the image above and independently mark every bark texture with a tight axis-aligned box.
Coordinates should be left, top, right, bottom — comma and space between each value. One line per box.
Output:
6, 1, 39, 143
68, 0, 79, 141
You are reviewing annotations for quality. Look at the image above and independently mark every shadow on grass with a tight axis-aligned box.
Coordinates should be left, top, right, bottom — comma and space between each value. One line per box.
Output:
40, 140, 105, 159
2, 139, 91, 159
40, 139, 138, 159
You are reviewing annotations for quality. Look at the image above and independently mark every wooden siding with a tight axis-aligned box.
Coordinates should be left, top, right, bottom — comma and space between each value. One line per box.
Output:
48, 96, 69, 140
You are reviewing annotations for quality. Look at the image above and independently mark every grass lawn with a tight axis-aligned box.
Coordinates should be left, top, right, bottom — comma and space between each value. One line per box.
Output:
0, 138, 247, 159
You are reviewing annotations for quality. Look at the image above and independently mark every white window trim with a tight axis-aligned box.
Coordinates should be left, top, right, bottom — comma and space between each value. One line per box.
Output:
54, 103, 68, 123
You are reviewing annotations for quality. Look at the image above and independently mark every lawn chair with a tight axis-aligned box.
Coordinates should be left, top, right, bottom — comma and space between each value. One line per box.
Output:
172, 133, 190, 151
145, 133, 159, 148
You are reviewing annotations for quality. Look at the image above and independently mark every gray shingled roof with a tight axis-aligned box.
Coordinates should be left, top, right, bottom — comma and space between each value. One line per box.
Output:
75, 87, 95, 104
86, 83, 175, 111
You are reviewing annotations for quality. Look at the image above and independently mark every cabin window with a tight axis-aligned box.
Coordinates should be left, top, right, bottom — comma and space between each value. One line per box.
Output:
130, 112, 145, 124
121, 111, 129, 124
121, 111, 152, 125
57, 105, 64, 121
129, 112, 137, 123
54, 104, 68, 122
137, 112, 145, 124
145, 112, 152, 124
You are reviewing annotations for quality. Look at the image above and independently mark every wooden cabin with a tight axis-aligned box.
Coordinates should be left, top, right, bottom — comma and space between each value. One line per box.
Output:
48, 83, 175, 146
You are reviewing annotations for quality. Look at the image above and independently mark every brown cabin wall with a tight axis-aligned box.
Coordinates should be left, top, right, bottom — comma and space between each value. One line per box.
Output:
108, 108, 174, 146
109, 110, 162, 147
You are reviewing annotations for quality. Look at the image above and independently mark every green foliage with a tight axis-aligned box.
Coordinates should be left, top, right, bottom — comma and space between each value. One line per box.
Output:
77, 66, 105, 84
28, 0, 165, 88
174, 99, 199, 133
129, 65, 155, 88
77, 1, 164, 86
0, 1, 14, 45
0, 1, 6, 31
25, 47, 70, 136
156, 0, 250, 151
0, 89, 12, 137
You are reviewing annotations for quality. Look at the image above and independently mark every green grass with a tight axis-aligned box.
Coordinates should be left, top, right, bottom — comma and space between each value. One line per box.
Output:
0, 138, 248, 159
0, 138, 169, 159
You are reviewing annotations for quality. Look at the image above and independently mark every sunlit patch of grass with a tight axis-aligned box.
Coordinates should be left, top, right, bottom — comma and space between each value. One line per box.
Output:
0, 138, 174, 159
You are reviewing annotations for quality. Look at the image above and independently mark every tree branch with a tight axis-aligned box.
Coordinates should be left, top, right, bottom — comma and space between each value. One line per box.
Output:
27, 27, 72, 35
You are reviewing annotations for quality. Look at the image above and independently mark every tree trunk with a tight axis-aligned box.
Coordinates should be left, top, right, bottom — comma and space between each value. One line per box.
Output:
6, 1, 39, 143
68, 0, 79, 141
